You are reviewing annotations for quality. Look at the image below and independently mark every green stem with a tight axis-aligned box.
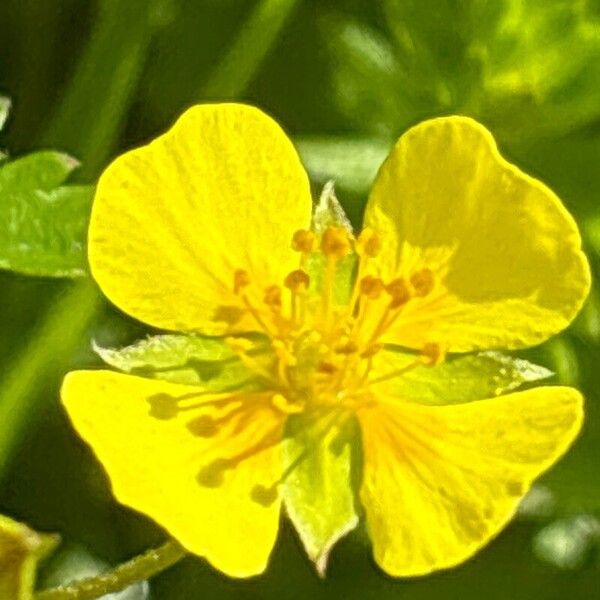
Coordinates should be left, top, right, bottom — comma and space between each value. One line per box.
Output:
0, 282, 100, 477
35, 540, 186, 600
201, 0, 302, 98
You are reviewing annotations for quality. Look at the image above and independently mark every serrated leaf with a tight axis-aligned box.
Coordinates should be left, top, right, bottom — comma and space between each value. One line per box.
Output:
377, 350, 553, 405
282, 415, 359, 576
94, 334, 266, 391
0, 151, 93, 277
0, 97, 10, 132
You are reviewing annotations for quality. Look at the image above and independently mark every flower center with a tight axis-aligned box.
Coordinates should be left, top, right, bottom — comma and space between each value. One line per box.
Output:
227, 225, 443, 413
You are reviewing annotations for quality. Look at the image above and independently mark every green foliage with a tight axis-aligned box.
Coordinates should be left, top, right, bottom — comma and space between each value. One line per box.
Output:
94, 334, 266, 391
0, 151, 93, 277
324, 0, 600, 146
378, 350, 553, 404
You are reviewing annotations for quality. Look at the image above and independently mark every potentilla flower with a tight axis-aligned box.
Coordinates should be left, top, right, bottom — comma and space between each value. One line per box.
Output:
62, 104, 590, 578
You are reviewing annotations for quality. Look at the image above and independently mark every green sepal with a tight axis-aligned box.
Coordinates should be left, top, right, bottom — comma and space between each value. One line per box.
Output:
94, 334, 269, 391
0, 514, 59, 600
0, 151, 93, 277
311, 180, 353, 235
378, 350, 553, 405
282, 413, 360, 576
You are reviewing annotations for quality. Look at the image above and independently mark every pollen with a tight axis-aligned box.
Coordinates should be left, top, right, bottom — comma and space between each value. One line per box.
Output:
233, 269, 251, 294
292, 229, 317, 253
284, 269, 310, 293
356, 227, 382, 257
386, 278, 411, 307
410, 268, 435, 297
321, 226, 351, 258
360, 275, 385, 299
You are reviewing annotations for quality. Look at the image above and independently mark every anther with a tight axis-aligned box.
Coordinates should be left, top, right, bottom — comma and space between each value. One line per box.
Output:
263, 285, 282, 308
335, 340, 358, 354
356, 228, 382, 257
197, 458, 230, 488
251, 484, 279, 506
317, 361, 338, 374
386, 277, 411, 308
360, 343, 382, 358
186, 414, 219, 437
321, 226, 351, 259
284, 269, 310, 293
410, 268, 435, 297
233, 269, 251, 294
359, 275, 384, 299
147, 394, 179, 420
292, 229, 317, 253
421, 342, 445, 366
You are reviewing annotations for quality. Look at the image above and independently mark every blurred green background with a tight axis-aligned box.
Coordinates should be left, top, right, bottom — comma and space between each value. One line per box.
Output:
1, 0, 600, 597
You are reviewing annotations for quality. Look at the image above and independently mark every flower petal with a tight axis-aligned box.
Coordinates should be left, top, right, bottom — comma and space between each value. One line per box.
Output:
357, 386, 583, 576
364, 116, 590, 351
61, 370, 285, 577
89, 103, 312, 334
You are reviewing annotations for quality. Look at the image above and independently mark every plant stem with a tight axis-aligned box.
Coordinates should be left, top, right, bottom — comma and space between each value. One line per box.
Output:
35, 540, 186, 600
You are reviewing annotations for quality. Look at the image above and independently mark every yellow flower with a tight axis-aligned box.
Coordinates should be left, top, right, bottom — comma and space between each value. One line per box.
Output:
62, 104, 590, 578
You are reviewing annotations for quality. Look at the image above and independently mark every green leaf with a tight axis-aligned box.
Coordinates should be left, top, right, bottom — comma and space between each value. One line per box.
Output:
94, 334, 266, 391
0, 97, 10, 132
0, 151, 93, 277
282, 415, 359, 576
377, 350, 553, 405
0, 514, 58, 600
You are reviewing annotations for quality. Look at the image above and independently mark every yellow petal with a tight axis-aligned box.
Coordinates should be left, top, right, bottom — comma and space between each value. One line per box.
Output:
357, 386, 583, 576
61, 370, 286, 577
89, 103, 312, 334
364, 116, 590, 351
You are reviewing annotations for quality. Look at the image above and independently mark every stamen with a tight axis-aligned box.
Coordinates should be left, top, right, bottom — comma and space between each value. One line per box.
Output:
321, 226, 351, 259
263, 285, 282, 308
410, 268, 435, 297
292, 229, 317, 253
186, 414, 219, 437
147, 394, 179, 420
386, 277, 411, 308
421, 342, 445, 366
284, 269, 310, 293
359, 275, 384, 300
233, 269, 251, 295
271, 393, 304, 414
356, 227, 381, 257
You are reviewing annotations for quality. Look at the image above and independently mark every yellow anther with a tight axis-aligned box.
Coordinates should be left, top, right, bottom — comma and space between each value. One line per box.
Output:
284, 269, 310, 293
321, 226, 351, 259
356, 227, 382, 257
271, 393, 304, 414
411, 268, 435, 297
360, 343, 383, 358
292, 229, 317, 253
359, 275, 385, 299
263, 285, 282, 307
421, 342, 445, 366
386, 277, 411, 308
197, 458, 230, 488
233, 269, 251, 294
317, 361, 338, 374
335, 340, 358, 354
187, 415, 218, 437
